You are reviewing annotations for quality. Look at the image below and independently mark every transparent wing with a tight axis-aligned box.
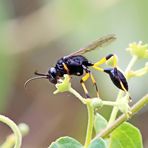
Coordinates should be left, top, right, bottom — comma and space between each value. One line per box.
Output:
65, 34, 117, 58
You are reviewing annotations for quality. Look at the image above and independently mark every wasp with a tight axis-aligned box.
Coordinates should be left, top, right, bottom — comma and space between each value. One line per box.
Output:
25, 34, 129, 98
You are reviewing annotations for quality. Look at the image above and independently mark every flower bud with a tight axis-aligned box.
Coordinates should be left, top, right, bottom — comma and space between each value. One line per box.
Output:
53, 75, 71, 94
127, 41, 148, 59
117, 95, 131, 115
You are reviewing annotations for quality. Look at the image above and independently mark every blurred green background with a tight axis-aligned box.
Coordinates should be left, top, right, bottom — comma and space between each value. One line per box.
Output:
0, 0, 147, 147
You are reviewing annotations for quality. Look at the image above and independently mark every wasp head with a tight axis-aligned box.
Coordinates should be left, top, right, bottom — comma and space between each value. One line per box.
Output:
48, 67, 58, 84
24, 67, 58, 88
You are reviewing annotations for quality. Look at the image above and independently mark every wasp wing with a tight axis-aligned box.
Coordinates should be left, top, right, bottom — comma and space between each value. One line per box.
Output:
65, 34, 117, 58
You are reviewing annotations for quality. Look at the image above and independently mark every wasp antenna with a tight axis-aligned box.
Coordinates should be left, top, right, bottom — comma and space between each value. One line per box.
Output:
34, 71, 48, 76
24, 76, 47, 88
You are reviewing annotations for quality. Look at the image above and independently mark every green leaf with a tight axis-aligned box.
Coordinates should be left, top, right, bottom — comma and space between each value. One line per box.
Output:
94, 113, 108, 134
110, 122, 143, 148
49, 136, 83, 148
88, 138, 107, 148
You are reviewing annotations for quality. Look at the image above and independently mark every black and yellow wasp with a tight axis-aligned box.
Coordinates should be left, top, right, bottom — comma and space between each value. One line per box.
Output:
25, 34, 128, 98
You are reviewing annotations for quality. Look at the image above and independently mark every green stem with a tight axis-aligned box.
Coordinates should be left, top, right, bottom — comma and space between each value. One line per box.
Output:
93, 94, 148, 140
68, 87, 117, 147
125, 56, 138, 73
108, 92, 123, 125
108, 56, 138, 125
69, 87, 94, 147
84, 100, 94, 148
69, 87, 86, 104
102, 100, 118, 106
129, 67, 148, 78
0, 115, 22, 148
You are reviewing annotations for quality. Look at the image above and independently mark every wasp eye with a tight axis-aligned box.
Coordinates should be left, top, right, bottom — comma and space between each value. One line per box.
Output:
48, 67, 57, 84
104, 68, 128, 91
48, 67, 57, 77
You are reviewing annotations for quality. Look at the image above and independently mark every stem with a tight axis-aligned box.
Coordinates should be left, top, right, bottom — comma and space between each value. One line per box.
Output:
129, 67, 148, 77
108, 56, 138, 125
102, 100, 118, 106
125, 56, 138, 73
69, 87, 95, 147
0, 115, 22, 148
84, 100, 94, 148
93, 94, 148, 140
108, 92, 123, 125
68, 87, 118, 147
69, 87, 86, 104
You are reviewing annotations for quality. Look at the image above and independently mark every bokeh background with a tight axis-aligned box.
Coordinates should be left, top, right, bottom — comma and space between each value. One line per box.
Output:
0, 0, 147, 147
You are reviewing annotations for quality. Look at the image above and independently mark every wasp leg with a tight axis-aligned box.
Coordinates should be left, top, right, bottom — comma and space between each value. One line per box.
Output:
90, 73, 100, 98
94, 54, 117, 67
80, 73, 90, 98
119, 80, 132, 101
93, 54, 118, 72
120, 80, 127, 92
82, 65, 100, 98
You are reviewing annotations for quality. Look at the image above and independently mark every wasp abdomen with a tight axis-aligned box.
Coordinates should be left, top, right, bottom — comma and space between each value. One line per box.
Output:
104, 68, 128, 91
